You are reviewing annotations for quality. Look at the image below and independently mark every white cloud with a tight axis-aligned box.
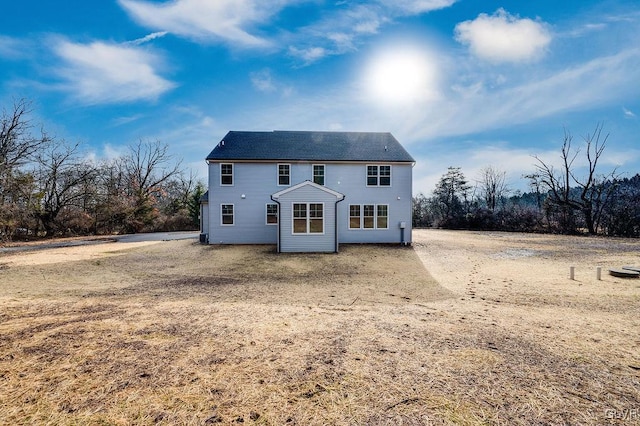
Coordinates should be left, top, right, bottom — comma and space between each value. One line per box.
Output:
600, 147, 640, 168
623, 107, 636, 118
126, 31, 169, 46
250, 69, 276, 93
564, 22, 607, 38
102, 143, 128, 161
405, 47, 640, 141
287, 4, 381, 63
454, 8, 551, 63
287, 1, 455, 64
288, 46, 328, 63
0, 35, 30, 60
117, 0, 456, 64
118, 0, 290, 48
110, 114, 145, 127
384, 0, 457, 14
53, 39, 175, 104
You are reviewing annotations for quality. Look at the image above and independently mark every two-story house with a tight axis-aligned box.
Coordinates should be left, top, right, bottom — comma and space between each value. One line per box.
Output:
201, 131, 415, 253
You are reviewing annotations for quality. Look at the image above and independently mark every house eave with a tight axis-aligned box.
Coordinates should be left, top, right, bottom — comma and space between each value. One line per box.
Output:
206, 159, 415, 165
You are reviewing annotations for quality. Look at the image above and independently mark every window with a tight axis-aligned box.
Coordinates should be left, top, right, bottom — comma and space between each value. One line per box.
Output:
349, 205, 360, 229
309, 203, 323, 233
278, 164, 290, 186
366, 165, 391, 186
220, 163, 233, 185
293, 203, 307, 233
348, 204, 388, 229
266, 203, 278, 225
313, 164, 325, 185
293, 203, 323, 234
221, 204, 234, 225
367, 166, 378, 186
363, 204, 375, 228
377, 205, 388, 229
379, 165, 391, 186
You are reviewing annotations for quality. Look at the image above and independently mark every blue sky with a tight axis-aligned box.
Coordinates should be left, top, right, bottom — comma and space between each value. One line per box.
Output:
1, 0, 639, 194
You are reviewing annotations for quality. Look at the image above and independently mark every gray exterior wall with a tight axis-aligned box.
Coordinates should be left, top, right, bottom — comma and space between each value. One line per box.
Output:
207, 163, 279, 244
200, 202, 209, 235
207, 161, 413, 245
275, 184, 341, 253
335, 163, 413, 244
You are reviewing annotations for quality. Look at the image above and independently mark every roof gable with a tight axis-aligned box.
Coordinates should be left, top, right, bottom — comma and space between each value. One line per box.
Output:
271, 180, 345, 200
206, 131, 414, 163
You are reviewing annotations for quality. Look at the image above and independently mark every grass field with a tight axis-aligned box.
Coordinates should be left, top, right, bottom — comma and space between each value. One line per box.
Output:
1, 230, 639, 425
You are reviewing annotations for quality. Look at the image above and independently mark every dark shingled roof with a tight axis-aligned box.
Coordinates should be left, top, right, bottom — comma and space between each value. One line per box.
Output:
206, 131, 415, 163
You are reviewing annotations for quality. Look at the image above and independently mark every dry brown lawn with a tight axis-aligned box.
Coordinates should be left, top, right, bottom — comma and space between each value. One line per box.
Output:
0, 230, 639, 425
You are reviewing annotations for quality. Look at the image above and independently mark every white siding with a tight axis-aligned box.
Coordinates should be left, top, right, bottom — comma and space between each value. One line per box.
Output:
275, 184, 340, 253
206, 161, 412, 246
333, 163, 413, 244
207, 163, 279, 244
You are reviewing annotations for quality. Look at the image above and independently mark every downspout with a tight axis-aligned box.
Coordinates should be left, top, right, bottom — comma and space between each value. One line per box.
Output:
335, 195, 345, 253
271, 195, 281, 253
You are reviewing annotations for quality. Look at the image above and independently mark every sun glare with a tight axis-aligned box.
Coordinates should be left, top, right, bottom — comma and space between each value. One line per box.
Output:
364, 46, 439, 106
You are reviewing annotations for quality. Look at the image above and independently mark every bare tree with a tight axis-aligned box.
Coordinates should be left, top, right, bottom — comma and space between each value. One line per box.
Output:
92, 158, 130, 234
477, 165, 508, 211
533, 123, 618, 234
33, 142, 98, 236
0, 99, 52, 239
124, 140, 182, 198
0, 101, 193, 237
157, 171, 203, 231
0, 99, 50, 171
121, 140, 183, 232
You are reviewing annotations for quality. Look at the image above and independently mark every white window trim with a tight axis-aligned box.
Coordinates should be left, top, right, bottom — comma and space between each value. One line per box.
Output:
291, 202, 325, 235
349, 205, 361, 229
220, 163, 234, 186
377, 204, 389, 229
278, 163, 291, 186
363, 204, 376, 230
312, 164, 325, 186
366, 164, 392, 187
348, 203, 389, 230
266, 203, 278, 225
220, 203, 234, 226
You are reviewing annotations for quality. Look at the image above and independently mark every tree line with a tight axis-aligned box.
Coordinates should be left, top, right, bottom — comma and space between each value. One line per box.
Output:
413, 124, 640, 237
0, 99, 205, 241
